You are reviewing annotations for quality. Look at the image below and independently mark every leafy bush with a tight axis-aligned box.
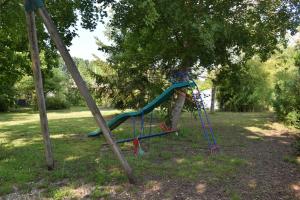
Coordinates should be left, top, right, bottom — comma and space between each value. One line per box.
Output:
286, 111, 300, 129
216, 60, 272, 112
66, 88, 86, 106
0, 95, 12, 112
46, 96, 70, 110
0, 84, 15, 112
273, 59, 300, 128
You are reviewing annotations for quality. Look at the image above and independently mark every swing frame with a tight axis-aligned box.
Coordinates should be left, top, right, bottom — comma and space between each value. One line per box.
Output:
117, 130, 177, 143
24, 0, 135, 183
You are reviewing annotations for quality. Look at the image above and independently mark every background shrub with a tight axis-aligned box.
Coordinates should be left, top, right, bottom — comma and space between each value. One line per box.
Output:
286, 111, 300, 129
0, 95, 12, 112
46, 96, 70, 110
216, 60, 272, 112
273, 61, 300, 128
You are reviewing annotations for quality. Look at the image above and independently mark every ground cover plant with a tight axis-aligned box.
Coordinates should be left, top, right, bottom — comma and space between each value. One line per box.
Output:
0, 107, 299, 199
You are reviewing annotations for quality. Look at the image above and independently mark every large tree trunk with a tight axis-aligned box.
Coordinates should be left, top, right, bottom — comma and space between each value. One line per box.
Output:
170, 91, 186, 130
169, 72, 189, 130
210, 84, 216, 113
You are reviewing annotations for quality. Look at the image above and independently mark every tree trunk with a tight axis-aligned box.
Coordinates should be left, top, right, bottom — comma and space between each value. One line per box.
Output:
25, 11, 54, 170
170, 92, 186, 130
210, 85, 216, 113
38, 7, 135, 184
169, 72, 189, 130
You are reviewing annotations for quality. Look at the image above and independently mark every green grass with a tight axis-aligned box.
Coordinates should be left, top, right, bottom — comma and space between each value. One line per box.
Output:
283, 155, 300, 165
0, 107, 296, 198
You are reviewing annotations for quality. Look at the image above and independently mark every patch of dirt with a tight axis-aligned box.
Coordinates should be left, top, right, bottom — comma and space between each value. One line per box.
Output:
227, 127, 300, 200
105, 120, 300, 200
2, 189, 46, 200
2, 115, 300, 200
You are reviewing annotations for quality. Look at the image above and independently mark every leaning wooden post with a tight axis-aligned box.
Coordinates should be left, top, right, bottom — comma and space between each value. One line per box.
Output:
37, 7, 135, 183
24, 8, 54, 170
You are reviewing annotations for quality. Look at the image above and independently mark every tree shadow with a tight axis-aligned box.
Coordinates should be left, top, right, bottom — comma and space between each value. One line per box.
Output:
0, 111, 299, 199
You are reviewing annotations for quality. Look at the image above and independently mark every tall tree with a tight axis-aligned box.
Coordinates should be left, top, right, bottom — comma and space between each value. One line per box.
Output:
272, 45, 300, 128
0, 0, 109, 110
98, 0, 300, 128
216, 59, 273, 112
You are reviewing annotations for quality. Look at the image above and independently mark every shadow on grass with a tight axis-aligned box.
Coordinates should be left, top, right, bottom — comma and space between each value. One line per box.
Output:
0, 111, 299, 199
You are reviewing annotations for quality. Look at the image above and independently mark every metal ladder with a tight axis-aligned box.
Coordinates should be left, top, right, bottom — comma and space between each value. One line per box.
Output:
190, 80, 219, 153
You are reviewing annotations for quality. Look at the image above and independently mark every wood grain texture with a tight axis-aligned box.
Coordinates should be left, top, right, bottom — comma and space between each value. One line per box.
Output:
25, 11, 54, 170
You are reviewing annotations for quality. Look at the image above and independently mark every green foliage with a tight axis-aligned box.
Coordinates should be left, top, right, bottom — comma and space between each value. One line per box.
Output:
74, 57, 97, 85
0, 77, 15, 111
91, 187, 110, 199
89, 57, 167, 109
216, 59, 272, 112
105, 0, 300, 69
15, 65, 71, 109
95, 0, 299, 109
0, 108, 255, 197
43, 67, 69, 96
0, 0, 109, 111
13, 58, 101, 109
46, 95, 70, 110
295, 47, 300, 67
15, 75, 35, 100
270, 45, 300, 128
286, 111, 300, 129
65, 57, 99, 106
195, 78, 212, 91
216, 44, 300, 117
0, 93, 14, 112
65, 88, 85, 107
273, 65, 300, 128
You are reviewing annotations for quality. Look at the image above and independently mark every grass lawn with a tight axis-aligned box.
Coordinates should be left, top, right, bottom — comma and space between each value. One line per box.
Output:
0, 107, 299, 199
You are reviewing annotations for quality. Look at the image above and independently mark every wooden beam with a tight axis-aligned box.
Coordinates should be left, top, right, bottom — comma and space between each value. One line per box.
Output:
37, 7, 135, 183
25, 11, 54, 170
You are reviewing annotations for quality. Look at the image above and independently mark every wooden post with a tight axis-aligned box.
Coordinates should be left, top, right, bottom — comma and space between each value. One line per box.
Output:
25, 11, 54, 170
37, 7, 135, 183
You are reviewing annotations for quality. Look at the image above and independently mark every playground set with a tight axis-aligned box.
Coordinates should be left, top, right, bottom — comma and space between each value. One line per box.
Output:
88, 74, 219, 156
23, 0, 218, 183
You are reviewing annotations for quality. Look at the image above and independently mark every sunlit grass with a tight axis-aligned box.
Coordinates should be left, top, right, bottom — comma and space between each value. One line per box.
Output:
0, 107, 297, 198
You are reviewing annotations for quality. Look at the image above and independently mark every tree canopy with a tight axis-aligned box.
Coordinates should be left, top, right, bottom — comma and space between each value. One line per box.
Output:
0, 0, 110, 110
94, 0, 300, 109
102, 0, 300, 69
